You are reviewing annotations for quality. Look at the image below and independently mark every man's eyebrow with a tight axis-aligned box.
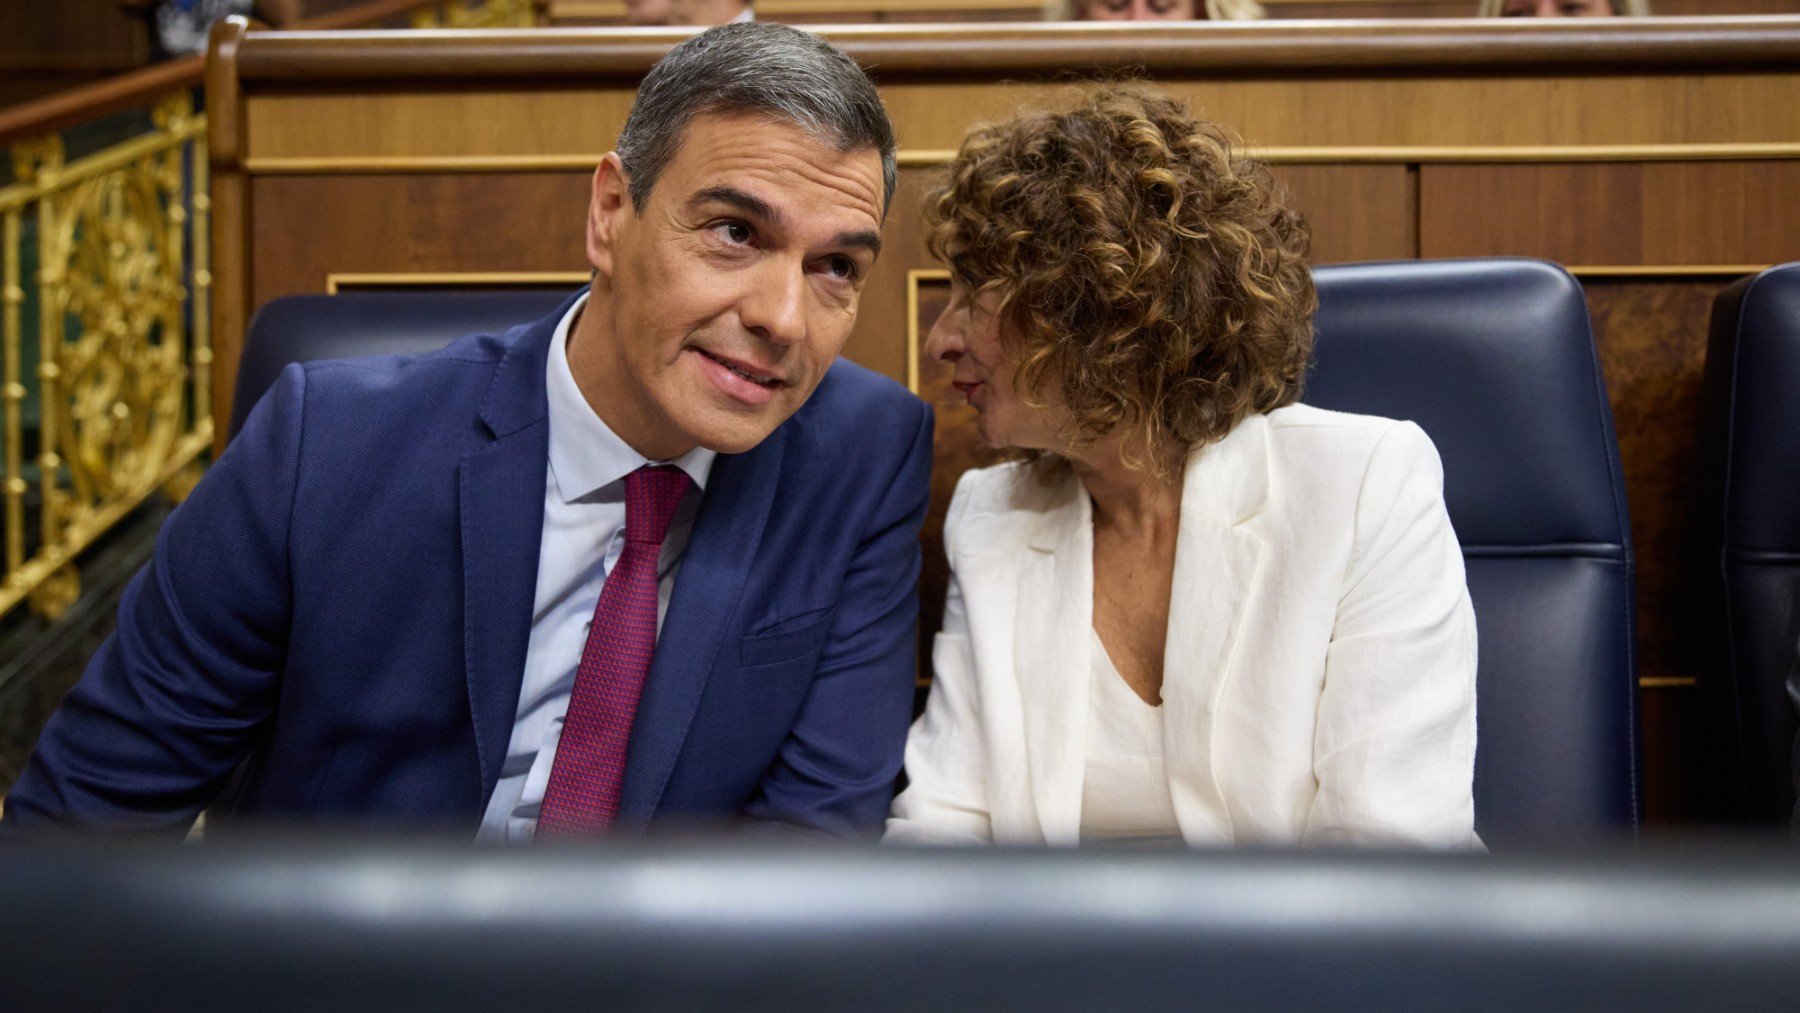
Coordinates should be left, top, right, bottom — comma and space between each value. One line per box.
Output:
691, 184, 882, 258
690, 185, 782, 228
834, 229, 883, 259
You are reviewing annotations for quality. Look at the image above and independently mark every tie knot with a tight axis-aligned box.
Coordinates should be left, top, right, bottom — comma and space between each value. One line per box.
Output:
623, 465, 691, 546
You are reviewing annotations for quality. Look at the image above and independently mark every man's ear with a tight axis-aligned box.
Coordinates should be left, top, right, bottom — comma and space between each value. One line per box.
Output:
586, 152, 632, 278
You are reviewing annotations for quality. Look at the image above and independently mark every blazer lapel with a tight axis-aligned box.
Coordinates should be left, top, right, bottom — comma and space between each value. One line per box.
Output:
616, 427, 786, 825
1163, 414, 1271, 844
458, 312, 558, 810
1013, 475, 1093, 846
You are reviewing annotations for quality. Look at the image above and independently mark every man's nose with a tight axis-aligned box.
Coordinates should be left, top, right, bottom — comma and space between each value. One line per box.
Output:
925, 312, 964, 364
742, 261, 808, 347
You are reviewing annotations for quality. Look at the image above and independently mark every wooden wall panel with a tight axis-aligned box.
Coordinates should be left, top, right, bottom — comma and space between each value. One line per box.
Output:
248, 173, 593, 309
849, 170, 935, 383
0, 0, 151, 106
1274, 165, 1417, 263
0, 0, 148, 74
239, 74, 1800, 168
246, 90, 639, 163
1420, 162, 1800, 266
1584, 279, 1722, 698
879, 75, 1800, 152
1580, 276, 1735, 823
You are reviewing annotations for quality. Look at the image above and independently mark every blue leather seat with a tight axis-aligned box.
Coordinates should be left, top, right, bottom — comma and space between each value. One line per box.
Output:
1698, 263, 1800, 822
229, 289, 573, 437
1305, 259, 1640, 839
232, 259, 1643, 839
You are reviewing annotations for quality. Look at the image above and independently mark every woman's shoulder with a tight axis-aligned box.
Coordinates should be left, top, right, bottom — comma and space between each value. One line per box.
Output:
1251, 404, 1448, 526
943, 460, 1078, 555
1262, 403, 1442, 467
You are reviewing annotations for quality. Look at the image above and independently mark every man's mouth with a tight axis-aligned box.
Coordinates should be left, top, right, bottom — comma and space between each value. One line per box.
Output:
697, 349, 783, 388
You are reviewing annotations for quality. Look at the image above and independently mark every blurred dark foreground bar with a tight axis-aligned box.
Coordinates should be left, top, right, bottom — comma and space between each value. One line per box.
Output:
5, 837, 1800, 1010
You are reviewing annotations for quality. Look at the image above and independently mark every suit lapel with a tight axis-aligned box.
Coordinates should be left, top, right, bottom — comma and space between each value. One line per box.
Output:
1013, 476, 1092, 845
617, 427, 786, 824
1162, 415, 1271, 843
458, 308, 561, 809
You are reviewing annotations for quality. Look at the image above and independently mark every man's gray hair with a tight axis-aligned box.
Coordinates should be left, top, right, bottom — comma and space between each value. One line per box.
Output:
616, 22, 897, 214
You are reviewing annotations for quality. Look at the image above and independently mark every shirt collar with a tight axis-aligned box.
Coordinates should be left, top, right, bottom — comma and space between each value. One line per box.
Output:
546, 290, 716, 503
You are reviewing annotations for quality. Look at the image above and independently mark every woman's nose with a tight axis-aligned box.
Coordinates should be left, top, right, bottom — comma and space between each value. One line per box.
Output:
925, 313, 965, 364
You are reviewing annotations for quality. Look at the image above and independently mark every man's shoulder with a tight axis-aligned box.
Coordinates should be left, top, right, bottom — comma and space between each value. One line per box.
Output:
810, 357, 921, 408
282, 327, 540, 440
755, 358, 929, 508
785, 358, 928, 446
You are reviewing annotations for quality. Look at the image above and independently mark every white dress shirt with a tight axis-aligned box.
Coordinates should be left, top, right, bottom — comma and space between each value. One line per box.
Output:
476, 293, 715, 842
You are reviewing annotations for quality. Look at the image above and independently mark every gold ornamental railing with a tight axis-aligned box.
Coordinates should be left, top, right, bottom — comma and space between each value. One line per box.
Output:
414, 0, 542, 27
0, 95, 212, 622
0, 0, 539, 623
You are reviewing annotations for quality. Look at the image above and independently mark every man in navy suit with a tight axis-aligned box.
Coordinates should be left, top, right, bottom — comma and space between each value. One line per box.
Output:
5, 23, 930, 839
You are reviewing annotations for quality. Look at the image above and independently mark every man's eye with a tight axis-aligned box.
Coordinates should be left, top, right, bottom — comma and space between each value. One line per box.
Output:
827, 256, 859, 281
717, 221, 752, 244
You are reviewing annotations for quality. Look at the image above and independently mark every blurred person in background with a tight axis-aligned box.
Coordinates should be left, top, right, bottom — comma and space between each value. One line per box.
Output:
118, 0, 303, 59
1477, 0, 1650, 15
1054, 0, 1266, 20
626, 0, 753, 25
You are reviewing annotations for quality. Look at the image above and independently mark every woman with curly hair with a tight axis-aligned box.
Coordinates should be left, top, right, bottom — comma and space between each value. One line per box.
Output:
885, 85, 1479, 849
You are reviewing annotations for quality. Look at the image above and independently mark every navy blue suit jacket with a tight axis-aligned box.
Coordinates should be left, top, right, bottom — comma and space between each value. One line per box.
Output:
5, 301, 933, 836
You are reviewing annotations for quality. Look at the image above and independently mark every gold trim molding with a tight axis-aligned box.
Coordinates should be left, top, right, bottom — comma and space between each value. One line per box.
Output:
249, 155, 604, 175
1569, 265, 1771, 278
1640, 677, 1697, 689
905, 269, 953, 396
897, 143, 1800, 167
325, 271, 590, 293
246, 142, 1800, 177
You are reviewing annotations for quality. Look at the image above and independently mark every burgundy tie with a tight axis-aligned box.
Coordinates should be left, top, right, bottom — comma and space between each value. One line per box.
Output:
537, 464, 692, 836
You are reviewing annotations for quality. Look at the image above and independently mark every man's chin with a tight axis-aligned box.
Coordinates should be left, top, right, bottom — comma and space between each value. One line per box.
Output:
681, 415, 786, 456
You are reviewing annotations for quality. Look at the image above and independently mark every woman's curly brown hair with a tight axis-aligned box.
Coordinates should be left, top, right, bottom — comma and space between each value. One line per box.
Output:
926, 84, 1316, 476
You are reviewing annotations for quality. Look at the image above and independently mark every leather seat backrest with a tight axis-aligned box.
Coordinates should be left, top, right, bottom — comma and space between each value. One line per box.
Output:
1304, 259, 1640, 839
1699, 263, 1800, 822
230, 289, 574, 438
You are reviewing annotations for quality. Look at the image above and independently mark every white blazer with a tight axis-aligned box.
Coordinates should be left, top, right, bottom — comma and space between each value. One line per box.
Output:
886, 404, 1480, 849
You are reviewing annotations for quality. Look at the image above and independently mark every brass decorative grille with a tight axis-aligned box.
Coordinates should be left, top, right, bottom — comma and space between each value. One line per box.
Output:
0, 94, 212, 622
0, 0, 541, 624
413, 0, 541, 28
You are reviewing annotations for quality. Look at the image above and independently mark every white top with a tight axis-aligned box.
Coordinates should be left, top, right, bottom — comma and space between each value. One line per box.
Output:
1079, 631, 1181, 843
476, 292, 716, 843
